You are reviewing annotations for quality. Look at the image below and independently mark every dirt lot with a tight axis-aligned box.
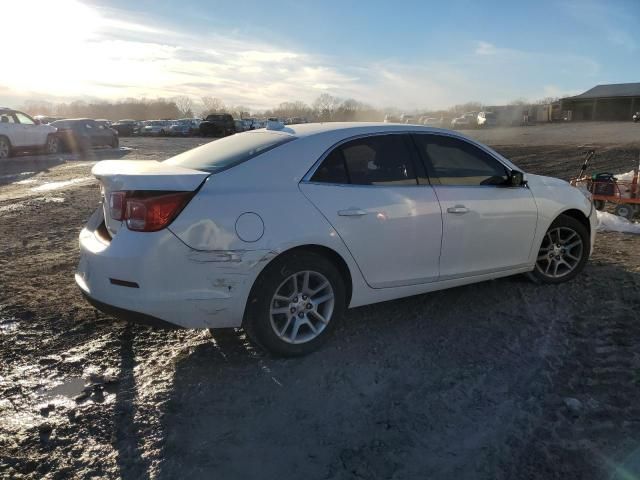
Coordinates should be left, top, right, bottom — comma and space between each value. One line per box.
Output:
1, 124, 639, 479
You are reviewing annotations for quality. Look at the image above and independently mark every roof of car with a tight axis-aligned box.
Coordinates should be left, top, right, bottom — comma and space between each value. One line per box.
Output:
263, 122, 463, 139
52, 118, 92, 122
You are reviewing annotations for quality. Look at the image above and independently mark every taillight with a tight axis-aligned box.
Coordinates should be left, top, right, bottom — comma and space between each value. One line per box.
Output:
109, 192, 126, 220
108, 191, 193, 232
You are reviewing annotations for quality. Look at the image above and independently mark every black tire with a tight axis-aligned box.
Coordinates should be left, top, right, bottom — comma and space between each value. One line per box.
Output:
111, 136, 119, 149
244, 250, 346, 357
593, 199, 606, 211
0, 136, 12, 159
44, 134, 60, 155
528, 214, 590, 284
614, 203, 635, 220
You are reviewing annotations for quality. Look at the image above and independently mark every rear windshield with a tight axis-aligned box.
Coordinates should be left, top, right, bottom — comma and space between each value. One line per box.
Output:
164, 132, 295, 173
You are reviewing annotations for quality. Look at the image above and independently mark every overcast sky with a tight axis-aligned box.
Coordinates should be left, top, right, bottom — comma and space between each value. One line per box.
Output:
3, 0, 639, 110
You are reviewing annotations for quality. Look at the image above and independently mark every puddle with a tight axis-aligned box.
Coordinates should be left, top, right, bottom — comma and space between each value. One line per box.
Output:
61, 162, 97, 169
41, 378, 87, 399
0, 171, 35, 181
31, 177, 93, 192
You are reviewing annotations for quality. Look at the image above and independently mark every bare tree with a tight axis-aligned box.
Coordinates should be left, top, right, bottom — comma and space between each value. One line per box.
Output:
535, 96, 559, 105
313, 93, 341, 121
508, 98, 529, 106
174, 96, 195, 117
449, 102, 483, 114
201, 96, 226, 116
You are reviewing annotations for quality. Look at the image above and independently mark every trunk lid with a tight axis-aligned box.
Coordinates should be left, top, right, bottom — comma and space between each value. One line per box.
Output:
92, 160, 209, 236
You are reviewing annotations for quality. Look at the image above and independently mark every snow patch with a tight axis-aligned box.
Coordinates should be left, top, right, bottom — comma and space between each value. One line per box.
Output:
596, 211, 640, 234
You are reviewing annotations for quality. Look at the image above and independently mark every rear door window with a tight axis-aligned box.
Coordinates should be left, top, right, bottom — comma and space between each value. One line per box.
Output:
311, 134, 418, 186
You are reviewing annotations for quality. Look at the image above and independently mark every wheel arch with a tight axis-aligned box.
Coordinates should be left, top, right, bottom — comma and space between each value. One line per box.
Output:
252, 244, 354, 306
0, 134, 12, 146
558, 208, 590, 235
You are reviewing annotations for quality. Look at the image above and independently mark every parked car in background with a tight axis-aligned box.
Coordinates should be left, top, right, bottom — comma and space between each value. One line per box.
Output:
170, 119, 200, 136
477, 111, 497, 127
77, 123, 595, 356
234, 119, 246, 133
383, 114, 400, 123
0, 107, 59, 158
287, 117, 308, 125
451, 112, 478, 129
33, 115, 63, 125
51, 118, 118, 152
199, 113, 235, 136
142, 120, 172, 136
400, 114, 417, 124
633, 112, 639, 123
112, 119, 139, 137
420, 117, 443, 127
95, 119, 112, 128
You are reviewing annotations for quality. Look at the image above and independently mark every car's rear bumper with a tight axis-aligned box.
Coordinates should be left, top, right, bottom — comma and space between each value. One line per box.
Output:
80, 290, 182, 329
75, 207, 267, 329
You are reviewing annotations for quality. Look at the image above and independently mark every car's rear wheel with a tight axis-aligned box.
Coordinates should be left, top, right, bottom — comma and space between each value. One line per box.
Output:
530, 214, 589, 284
45, 135, 59, 155
0, 136, 11, 159
244, 251, 345, 356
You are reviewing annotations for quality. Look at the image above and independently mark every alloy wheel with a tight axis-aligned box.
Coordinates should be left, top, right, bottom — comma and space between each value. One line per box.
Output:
269, 270, 335, 344
535, 226, 584, 279
47, 136, 59, 154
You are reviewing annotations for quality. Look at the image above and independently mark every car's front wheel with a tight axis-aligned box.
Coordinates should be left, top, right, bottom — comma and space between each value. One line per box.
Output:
244, 251, 345, 356
530, 214, 589, 284
0, 136, 11, 159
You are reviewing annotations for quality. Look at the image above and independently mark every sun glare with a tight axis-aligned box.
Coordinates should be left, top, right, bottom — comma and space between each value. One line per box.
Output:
4, 0, 99, 94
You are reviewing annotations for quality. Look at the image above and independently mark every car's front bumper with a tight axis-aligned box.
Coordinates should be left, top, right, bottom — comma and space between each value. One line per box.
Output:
75, 207, 268, 329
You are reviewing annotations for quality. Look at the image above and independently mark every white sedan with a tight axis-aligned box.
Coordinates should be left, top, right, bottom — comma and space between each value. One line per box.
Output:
76, 123, 596, 356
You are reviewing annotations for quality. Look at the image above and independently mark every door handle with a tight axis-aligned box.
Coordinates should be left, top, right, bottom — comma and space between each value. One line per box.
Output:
447, 205, 469, 214
338, 208, 368, 217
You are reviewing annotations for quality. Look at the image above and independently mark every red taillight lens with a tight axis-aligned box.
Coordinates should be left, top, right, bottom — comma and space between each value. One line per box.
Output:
125, 192, 192, 232
109, 191, 126, 220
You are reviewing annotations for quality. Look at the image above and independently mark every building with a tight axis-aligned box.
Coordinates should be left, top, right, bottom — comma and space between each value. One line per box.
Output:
561, 83, 640, 121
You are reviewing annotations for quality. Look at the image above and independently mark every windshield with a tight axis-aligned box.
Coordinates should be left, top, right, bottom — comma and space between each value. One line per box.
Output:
164, 132, 295, 173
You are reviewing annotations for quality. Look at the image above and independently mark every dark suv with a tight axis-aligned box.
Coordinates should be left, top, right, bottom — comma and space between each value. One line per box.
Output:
199, 113, 235, 137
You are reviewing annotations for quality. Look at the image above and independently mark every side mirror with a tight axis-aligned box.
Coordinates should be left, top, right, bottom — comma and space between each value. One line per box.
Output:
509, 170, 526, 187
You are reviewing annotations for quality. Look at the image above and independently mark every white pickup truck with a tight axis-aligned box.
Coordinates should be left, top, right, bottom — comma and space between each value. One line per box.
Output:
0, 108, 59, 159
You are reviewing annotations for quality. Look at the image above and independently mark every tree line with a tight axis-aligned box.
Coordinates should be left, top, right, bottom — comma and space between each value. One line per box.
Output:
20, 94, 560, 122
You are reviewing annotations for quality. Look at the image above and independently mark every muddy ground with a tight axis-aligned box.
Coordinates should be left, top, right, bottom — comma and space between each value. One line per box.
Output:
1, 124, 639, 479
